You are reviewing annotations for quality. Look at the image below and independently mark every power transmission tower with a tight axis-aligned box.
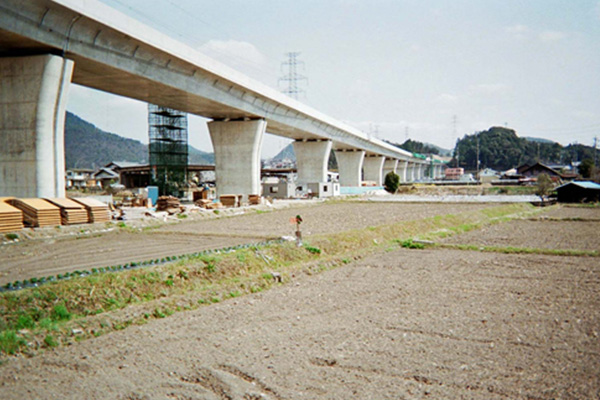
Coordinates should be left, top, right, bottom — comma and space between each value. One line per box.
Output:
279, 52, 307, 100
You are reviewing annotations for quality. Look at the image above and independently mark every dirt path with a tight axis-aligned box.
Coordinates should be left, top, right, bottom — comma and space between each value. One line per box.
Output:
0, 202, 495, 286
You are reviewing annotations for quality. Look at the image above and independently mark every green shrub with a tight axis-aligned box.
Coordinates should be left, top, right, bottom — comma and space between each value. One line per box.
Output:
384, 171, 400, 193
51, 304, 71, 321
0, 331, 26, 355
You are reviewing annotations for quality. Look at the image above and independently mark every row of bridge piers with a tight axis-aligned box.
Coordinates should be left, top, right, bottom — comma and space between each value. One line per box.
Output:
0, 54, 443, 200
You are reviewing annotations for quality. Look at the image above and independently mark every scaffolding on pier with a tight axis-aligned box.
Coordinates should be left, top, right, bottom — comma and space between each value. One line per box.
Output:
148, 104, 188, 196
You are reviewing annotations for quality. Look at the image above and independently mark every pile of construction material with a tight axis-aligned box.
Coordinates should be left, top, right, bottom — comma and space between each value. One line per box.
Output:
220, 194, 242, 208
8, 198, 61, 228
248, 194, 261, 205
156, 196, 184, 214
194, 199, 222, 210
0, 198, 24, 233
72, 197, 111, 223
45, 198, 88, 225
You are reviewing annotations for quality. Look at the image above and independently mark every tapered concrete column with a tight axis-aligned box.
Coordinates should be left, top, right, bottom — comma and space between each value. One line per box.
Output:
335, 150, 365, 187
293, 139, 332, 185
0, 55, 74, 198
208, 119, 266, 200
405, 162, 414, 182
382, 158, 398, 180
415, 163, 423, 180
363, 155, 386, 186
397, 161, 408, 183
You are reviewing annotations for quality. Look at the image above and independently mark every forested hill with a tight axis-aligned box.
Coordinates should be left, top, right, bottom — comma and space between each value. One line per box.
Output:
65, 112, 214, 169
455, 126, 597, 171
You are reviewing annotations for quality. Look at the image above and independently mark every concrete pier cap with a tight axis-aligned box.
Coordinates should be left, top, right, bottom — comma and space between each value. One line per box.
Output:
335, 149, 365, 187
0, 54, 73, 198
208, 118, 266, 201
293, 139, 332, 185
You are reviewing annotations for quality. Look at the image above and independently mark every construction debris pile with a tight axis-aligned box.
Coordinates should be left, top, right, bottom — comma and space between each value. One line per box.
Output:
8, 198, 61, 228
45, 198, 88, 225
0, 198, 23, 233
72, 197, 111, 223
194, 199, 222, 210
155, 196, 184, 214
219, 194, 241, 208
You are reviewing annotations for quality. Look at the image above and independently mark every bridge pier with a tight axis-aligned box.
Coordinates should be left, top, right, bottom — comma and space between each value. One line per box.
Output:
335, 149, 365, 187
208, 119, 266, 200
293, 139, 332, 185
397, 161, 408, 183
363, 155, 386, 186
382, 158, 398, 181
0, 54, 73, 198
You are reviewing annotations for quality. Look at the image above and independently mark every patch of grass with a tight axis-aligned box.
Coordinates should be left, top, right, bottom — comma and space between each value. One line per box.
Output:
304, 244, 322, 254
399, 239, 425, 249
439, 243, 599, 257
51, 304, 71, 321
176, 214, 188, 219
43, 334, 58, 348
5, 233, 19, 241
0, 331, 26, 355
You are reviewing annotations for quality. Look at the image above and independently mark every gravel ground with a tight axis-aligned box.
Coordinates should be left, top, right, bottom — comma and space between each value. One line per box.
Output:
1, 246, 598, 399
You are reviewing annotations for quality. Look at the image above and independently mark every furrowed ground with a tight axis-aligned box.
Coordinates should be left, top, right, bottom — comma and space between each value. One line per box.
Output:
0, 200, 598, 399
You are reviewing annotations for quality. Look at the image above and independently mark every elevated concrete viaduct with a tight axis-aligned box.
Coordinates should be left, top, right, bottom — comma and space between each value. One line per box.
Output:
0, 0, 430, 198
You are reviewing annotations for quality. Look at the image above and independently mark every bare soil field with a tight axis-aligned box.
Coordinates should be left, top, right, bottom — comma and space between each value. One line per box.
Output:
0, 202, 495, 286
1, 203, 599, 398
442, 219, 600, 251
1, 247, 598, 399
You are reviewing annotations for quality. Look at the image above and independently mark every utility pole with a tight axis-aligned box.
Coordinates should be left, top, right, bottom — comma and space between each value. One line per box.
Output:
279, 52, 307, 100
453, 115, 459, 168
476, 132, 480, 176
594, 136, 598, 167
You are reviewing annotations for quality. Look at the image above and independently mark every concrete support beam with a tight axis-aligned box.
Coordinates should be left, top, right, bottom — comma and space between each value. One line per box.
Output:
397, 161, 408, 183
415, 163, 423, 180
363, 155, 386, 186
293, 139, 332, 185
335, 150, 365, 187
382, 158, 398, 180
0, 55, 73, 198
208, 119, 266, 200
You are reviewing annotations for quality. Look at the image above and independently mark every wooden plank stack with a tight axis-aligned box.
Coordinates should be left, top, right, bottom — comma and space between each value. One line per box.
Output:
45, 198, 88, 225
156, 196, 183, 214
0, 197, 23, 233
248, 194, 261, 205
220, 194, 241, 208
8, 198, 61, 228
71, 197, 111, 223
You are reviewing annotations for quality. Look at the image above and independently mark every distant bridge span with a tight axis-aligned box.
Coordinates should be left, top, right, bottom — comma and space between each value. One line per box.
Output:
0, 0, 439, 198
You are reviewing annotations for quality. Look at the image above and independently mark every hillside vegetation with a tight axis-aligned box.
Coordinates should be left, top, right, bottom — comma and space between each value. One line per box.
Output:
453, 126, 597, 171
65, 112, 214, 169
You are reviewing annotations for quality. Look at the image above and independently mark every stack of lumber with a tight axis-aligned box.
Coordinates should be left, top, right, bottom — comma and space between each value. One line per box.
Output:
194, 199, 222, 210
45, 198, 88, 225
220, 194, 241, 207
0, 198, 23, 233
8, 198, 61, 228
156, 196, 183, 214
71, 197, 111, 223
248, 194, 261, 205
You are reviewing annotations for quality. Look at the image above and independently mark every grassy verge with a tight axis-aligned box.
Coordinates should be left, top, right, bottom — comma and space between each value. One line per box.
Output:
435, 243, 599, 257
0, 203, 536, 358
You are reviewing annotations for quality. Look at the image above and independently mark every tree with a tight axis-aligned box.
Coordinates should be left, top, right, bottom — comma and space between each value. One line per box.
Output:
384, 171, 400, 194
536, 173, 553, 201
579, 158, 594, 178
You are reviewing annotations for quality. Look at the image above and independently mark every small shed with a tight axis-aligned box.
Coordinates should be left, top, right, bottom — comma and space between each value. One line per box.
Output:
555, 181, 600, 203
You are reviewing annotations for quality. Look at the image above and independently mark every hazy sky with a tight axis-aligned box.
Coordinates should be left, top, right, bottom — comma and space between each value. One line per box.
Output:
67, 0, 600, 157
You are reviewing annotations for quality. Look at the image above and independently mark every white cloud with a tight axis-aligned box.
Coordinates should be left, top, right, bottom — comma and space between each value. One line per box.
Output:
469, 83, 509, 96
539, 30, 567, 42
436, 93, 458, 103
505, 24, 530, 36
